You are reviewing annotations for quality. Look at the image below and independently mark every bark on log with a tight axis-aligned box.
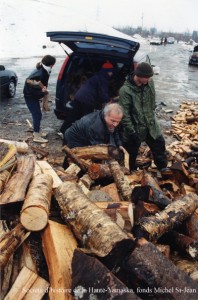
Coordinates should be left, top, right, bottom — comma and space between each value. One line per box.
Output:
109, 160, 132, 201
0, 139, 28, 153
62, 145, 88, 172
117, 238, 198, 300
100, 183, 121, 202
42, 220, 77, 300
133, 200, 161, 224
88, 162, 130, 180
171, 253, 198, 282
20, 174, 53, 231
0, 155, 36, 205
0, 223, 30, 270
184, 208, 198, 240
19, 241, 37, 274
54, 181, 134, 261
0, 142, 16, 168
72, 249, 141, 300
70, 144, 110, 160
4, 266, 49, 300
135, 193, 198, 241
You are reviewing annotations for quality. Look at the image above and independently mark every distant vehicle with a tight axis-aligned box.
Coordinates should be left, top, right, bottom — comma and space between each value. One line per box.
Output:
167, 37, 175, 44
46, 31, 140, 122
189, 45, 198, 66
0, 65, 18, 98
150, 37, 161, 45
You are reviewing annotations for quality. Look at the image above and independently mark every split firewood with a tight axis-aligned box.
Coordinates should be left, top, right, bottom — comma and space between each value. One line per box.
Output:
72, 249, 141, 300
19, 240, 37, 274
55, 168, 78, 182
0, 155, 36, 205
100, 183, 121, 202
4, 266, 49, 300
109, 160, 132, 201
140, 172, 172, 208
0, 223, 30, 270
30, 146, 49, 158
171, 253, 198, 282
135, 193, 198, 241
0, 142, 17, 168
70, 144, 111, 160
20, 174, 53, 231
0, 170, 10, 193
0, 221, 13, 299
54, 181, 134, 262
64, 163, 81, 175
35, 160, 62, 189
88, 162, 130, 180
0, 156, 16, 173
184, 208, 198, 240
62, 145, 88, 172
181, 183, 196, 195
79, 173, 94, 189
41, 220, 77, 300
117, 238, 198, 299
0, 139, 28, 153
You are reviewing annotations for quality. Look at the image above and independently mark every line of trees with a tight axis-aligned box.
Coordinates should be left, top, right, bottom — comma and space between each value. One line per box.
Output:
114, 26, 198, 43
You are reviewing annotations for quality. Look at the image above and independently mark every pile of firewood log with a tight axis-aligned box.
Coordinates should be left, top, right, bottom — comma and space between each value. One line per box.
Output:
0, 101, 198, 300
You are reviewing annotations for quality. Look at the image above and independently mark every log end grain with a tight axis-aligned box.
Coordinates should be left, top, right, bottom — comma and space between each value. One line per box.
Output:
20, 207, 48, 231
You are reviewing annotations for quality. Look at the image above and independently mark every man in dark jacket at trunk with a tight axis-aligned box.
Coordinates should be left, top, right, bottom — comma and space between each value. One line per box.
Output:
119, 62, 167, 172
60, 61, 114, 134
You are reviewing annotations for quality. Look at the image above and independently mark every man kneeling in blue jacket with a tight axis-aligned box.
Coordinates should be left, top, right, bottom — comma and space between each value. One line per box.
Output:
63, 103, 125, 154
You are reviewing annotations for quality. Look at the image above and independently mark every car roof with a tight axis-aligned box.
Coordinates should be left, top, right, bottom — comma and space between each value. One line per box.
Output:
46, 31, 140, 59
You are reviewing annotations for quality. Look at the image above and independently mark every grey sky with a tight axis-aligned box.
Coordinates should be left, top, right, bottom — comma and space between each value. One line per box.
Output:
49, 0, 197, 33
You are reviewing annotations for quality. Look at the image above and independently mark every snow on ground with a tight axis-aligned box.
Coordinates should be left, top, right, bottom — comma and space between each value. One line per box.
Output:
0, 0, 145, 59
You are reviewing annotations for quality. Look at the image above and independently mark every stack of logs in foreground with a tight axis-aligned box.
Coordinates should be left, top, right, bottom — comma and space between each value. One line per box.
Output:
0, 101, 198, 300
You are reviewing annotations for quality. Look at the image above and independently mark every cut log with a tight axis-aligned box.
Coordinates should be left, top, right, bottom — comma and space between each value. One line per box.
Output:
117, 238, 198, 299
54, 181, 134, 264
0, 223, 30, 270
64, 163, 81, 175
0, 139, 28, 153
184, 208, 198, 240
135, 193, 198, 241
0, 155, 36, 205
41, 220, 77, 300
88, 162, 130, 180
109, 160, 132, 201
4, 266, 49, 300
70, 144, 110, 160
0, 170, 10, 193
35, 160, 62, 189
62, 145, 88, 172
20, 174, 53, 231
140, 172, 172, 208
79, 173, 94, 189
30, 146, 49, 158
163, 230, 198, 261
133, 200, 161, 224
72, 249, 141, 300
171, 253, 198, 282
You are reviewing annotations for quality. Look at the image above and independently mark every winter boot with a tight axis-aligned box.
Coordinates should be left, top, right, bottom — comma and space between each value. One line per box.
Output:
33, 132, 48, 143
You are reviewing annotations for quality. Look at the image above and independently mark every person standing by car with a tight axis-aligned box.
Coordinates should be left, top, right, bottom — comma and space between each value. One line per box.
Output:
23, 55, 56, 143
60, 60, 114, 134
118, 62, 167, 172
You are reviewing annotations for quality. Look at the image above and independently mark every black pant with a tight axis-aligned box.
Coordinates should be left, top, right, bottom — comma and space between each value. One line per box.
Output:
124, 134, 167, 171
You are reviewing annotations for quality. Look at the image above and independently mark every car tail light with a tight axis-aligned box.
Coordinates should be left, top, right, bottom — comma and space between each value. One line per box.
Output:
58, 56, 69, 80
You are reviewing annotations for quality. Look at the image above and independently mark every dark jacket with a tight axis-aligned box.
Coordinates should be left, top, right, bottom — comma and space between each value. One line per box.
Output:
64, 110, 122, 148
23, 66, 49, 100
75, 69, 111, 109
119, 74, 162, 142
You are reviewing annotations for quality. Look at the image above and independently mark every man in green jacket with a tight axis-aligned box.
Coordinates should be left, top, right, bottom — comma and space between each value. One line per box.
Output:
119, 62, 167, 172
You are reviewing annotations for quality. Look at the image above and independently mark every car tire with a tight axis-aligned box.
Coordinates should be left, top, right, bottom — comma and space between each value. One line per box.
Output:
7, 80, 16, 97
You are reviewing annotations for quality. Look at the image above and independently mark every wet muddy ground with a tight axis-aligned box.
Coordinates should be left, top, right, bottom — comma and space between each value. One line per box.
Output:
0, 43, 197, 163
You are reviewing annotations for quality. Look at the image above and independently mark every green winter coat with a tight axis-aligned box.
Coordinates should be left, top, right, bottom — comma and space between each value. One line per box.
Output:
119, 75, 162, 142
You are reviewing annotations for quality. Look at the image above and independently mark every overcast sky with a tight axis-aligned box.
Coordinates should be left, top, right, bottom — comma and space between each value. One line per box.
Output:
45, 0, 197, 33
